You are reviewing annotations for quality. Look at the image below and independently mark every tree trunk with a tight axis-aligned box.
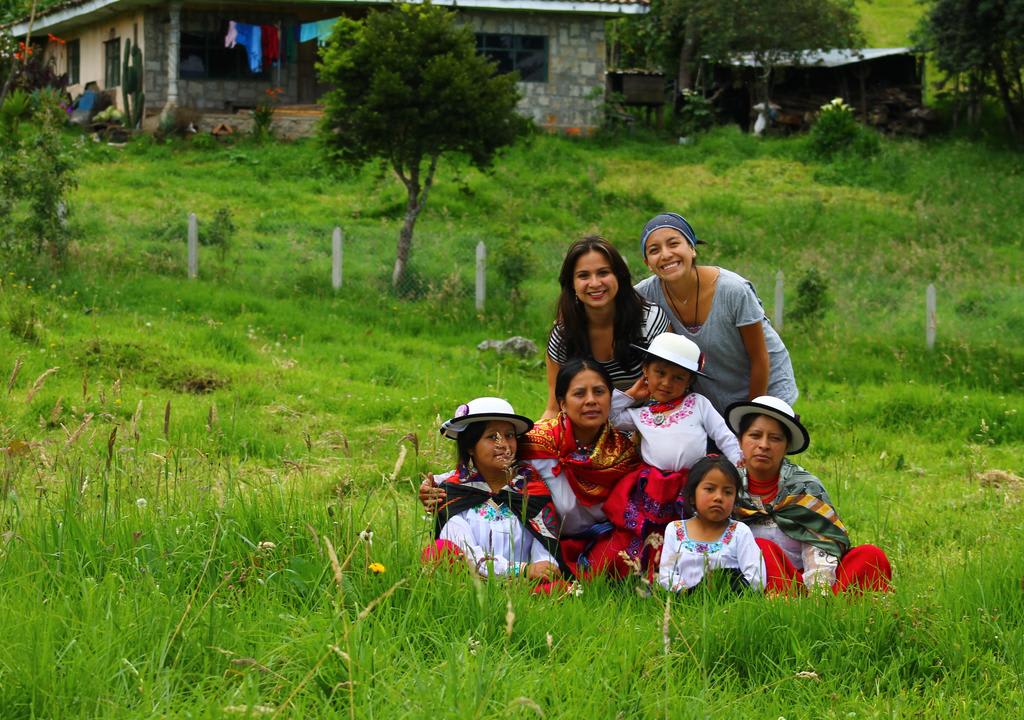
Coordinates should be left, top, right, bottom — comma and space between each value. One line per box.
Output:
391, 155, 439, 288
392, 183, 420, 289
677, 16, 698, 93
991, 55, 1023, 139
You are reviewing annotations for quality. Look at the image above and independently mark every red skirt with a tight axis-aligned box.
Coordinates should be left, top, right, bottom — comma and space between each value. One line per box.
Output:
755, 537, 892, 595
586, 464, 690, 578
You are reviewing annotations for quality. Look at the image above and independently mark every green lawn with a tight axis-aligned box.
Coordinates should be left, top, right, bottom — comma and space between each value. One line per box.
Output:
857, 0, 924, 47
1, 128, 1022, 717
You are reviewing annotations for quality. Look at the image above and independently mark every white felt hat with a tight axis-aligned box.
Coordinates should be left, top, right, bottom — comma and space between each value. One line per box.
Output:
725, 395, 809, 454
440, 397, 533, 439
632, 332, 710, 379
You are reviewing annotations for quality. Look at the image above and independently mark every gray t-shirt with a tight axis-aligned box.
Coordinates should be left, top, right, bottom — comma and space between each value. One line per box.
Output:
634, 268, 797, 414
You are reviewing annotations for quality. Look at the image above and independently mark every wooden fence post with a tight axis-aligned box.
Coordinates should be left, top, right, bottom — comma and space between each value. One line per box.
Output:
187, 212, 198, 280
332, 227, 343, 290
475, 241, 486, 312
926, 283, 936, 349
774, 270, 784, 330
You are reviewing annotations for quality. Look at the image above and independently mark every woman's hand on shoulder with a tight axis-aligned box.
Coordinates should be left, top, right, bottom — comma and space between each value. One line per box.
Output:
525, 561, 560, 581
418, 473, 444, 513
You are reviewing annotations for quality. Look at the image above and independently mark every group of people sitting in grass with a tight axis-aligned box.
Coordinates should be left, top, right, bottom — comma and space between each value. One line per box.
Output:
418, 212, 891, 595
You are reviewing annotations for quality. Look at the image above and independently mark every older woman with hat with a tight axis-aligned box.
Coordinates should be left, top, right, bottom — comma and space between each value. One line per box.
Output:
635, 212, 797, 416
726, 396, 892, 594
423, 397, 562, 581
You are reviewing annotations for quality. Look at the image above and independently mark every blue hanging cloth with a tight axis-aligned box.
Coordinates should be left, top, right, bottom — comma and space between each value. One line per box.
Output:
226, 21, 263, 73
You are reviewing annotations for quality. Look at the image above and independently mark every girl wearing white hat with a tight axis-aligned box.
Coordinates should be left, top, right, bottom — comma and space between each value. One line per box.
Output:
593, 332, 745, 577
422, 397, 563, 583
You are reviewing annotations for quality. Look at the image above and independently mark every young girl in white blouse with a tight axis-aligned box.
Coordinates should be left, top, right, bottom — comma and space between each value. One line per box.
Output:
600, 333, 743, 576
422, 397, 562, 583
658, 455, 765, 593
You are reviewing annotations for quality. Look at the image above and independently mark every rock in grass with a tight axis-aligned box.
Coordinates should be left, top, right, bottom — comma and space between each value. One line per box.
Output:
477, 336, 538, 358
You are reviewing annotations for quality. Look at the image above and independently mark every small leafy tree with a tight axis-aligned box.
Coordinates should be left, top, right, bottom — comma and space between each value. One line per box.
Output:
1, 87, 77, 260
318, 3, 526, 287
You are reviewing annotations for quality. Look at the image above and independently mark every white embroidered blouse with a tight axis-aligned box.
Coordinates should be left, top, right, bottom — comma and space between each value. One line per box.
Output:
610, 390, 742, 472
657, 519, 766, 592
438, 493, 558, 577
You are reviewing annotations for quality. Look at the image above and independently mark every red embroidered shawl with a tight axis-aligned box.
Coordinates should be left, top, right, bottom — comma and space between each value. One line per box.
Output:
519, 414, 639, 506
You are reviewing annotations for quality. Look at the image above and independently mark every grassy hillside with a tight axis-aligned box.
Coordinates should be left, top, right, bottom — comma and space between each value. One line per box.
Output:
857, 0, 924, 47
1, 129, 1022, 717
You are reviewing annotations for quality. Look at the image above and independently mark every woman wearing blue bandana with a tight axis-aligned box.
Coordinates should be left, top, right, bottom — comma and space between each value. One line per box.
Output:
633, 212, 797, 416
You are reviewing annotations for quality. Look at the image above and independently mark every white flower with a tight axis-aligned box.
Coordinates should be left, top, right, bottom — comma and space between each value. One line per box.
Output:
135, 498, 147, 509
257, 541, 276, 552
359, 528, 374, 545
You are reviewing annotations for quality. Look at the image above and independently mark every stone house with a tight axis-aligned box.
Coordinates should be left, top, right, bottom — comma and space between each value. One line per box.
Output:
12, 0, 647, 133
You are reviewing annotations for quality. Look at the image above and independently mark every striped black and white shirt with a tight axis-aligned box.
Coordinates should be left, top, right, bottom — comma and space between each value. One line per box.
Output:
546, 302, 669, 391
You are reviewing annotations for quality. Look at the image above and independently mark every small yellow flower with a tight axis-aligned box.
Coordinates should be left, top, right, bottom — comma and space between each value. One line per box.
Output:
367, 562, 386, 574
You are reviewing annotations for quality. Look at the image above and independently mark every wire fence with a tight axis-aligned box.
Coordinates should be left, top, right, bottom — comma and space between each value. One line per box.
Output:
181, 213, 940, 348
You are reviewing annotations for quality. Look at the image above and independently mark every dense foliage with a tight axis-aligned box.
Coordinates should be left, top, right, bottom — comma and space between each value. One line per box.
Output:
318, 3, 525, 287
807, 97, 880, 159
916, 0, 1024, 139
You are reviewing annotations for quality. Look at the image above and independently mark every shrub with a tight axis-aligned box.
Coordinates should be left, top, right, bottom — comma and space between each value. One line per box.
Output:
4, 299, 40, 343
808, 97, 879, 160
494, 235, 536, 315
789, 267, 832, 325
199, 207, 236, 261
0, 90, 78, 261
252, 87, 283, 140
677, 89, 715, 136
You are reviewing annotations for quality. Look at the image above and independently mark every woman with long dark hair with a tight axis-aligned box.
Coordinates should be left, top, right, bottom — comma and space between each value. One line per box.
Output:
543, 236, 669, 418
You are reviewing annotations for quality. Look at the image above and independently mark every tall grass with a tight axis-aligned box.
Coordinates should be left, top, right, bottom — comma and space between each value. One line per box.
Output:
1, 129, 1022, 716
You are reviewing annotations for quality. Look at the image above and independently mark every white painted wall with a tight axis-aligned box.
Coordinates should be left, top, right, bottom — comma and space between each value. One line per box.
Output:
42, 10, 144, 108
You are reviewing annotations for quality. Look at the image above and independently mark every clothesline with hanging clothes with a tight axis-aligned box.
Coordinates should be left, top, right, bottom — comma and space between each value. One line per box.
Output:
298, 17, 339, 46
224, 17, 339, 74
225, 21, 281, 73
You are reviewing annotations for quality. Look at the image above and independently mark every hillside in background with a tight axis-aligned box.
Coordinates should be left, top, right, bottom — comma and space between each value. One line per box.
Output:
857, 0, 923, 46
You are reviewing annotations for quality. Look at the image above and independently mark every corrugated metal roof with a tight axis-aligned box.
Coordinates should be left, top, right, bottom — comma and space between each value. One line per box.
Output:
726, 48, 915, 69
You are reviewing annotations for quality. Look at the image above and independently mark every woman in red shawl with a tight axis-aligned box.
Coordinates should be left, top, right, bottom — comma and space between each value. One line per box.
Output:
517, 358, 640, 576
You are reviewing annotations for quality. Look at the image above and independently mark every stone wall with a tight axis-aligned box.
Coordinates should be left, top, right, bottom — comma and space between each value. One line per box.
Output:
142, 6, 606, 133
465, 11, 606, 132
144, 8, 303, 112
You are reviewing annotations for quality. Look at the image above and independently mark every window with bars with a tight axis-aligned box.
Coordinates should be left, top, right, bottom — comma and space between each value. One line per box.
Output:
67, 39, 80, 85
104, 38, 120, 87
475, 34, 548, 83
